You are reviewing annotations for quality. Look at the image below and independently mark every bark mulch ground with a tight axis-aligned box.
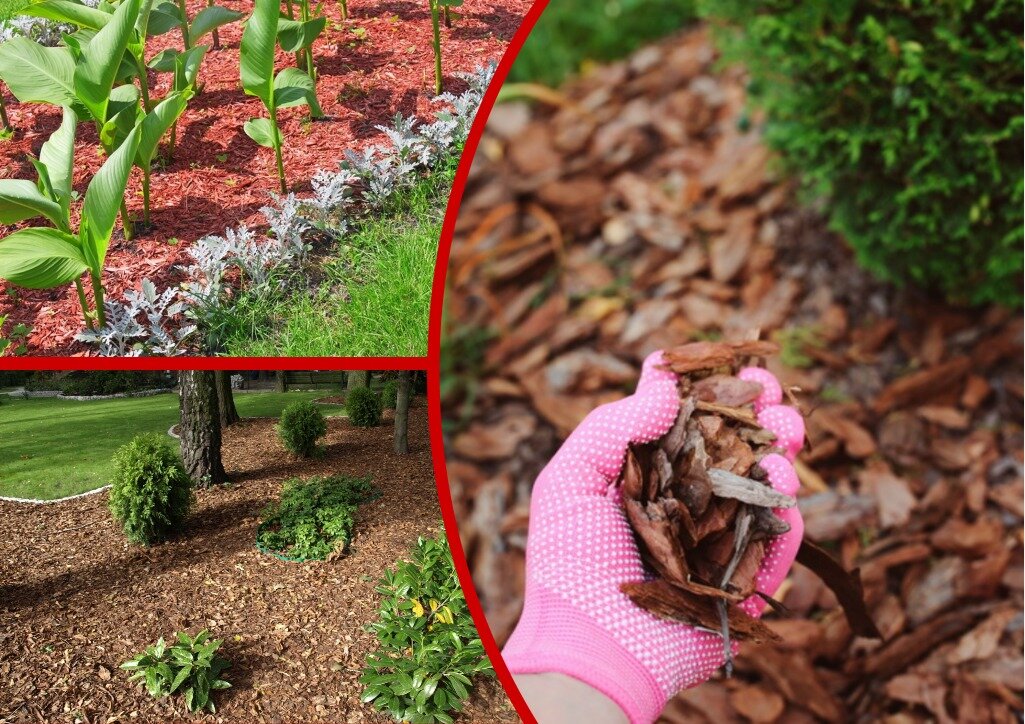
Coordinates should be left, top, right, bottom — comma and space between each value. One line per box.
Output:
0, 407, 516, 723
0, 0, 529, 355
442, 27, 1023, 723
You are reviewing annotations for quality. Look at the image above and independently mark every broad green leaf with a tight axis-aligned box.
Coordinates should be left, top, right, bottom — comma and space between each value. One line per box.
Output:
0, 38, 77, 107
173, 44, 207, 90
147, 47, 180, 72
145, 667, 160, 696
437, 0, 463, 6
169, 664, 192, 692
0, 180, 65, 227
128, 0, 156, 61
0, 228, 87, 289
243, 117, 280, 148
136, 90, 190, 168
73, 0, 141, 124
273, 67, 322, 117
276, 15, 325, 53
99, 89, 141, 151
37, 105, 78, 221
189, 5, 243, 40
239, 0, 278, 107
146, 0, 182, 35
22, 0, 111, 29
81, 125, 140, 270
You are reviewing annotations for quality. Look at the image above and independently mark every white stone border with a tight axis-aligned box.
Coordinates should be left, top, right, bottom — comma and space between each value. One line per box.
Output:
4, 387, 174, 401
0, 485, 112, 505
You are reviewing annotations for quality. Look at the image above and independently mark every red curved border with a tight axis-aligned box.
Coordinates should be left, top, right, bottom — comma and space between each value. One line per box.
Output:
427, 2, 549, 721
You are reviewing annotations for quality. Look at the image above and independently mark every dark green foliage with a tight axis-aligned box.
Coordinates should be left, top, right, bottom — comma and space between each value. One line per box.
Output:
702, 0, 1024, 306
276, 400, 327, 457
121, 630, 231, 714
256, 475, 376, 561
108, 434, 193, 545
346, 385, 382, 427
509, 0, 697, 86
380, 379, 399, 410
361, 528, 493, 723
25, 371, 171, 396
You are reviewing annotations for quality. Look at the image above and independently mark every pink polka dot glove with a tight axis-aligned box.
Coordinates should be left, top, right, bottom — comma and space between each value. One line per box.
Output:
502, 352, 805, 724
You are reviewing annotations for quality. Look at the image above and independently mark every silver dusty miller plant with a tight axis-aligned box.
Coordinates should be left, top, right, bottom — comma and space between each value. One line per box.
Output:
75, 279, 194, 356
1, 0, 99, 45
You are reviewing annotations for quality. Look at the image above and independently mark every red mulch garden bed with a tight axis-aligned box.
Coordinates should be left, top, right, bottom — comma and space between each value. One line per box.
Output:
0, 407, 517, 722
0, 0, 528, 355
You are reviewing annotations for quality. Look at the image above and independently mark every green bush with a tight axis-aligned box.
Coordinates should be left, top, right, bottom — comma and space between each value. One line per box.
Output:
277, 400, 328, 457
702, 0, 1023, 306
108, 434, 193, 545
380, 379, 399, 410
25, 371, 170, 395
121, 630, 231, 714
361, 527, 493, 723
347, 386, 382, 427
256, 475, 377, 561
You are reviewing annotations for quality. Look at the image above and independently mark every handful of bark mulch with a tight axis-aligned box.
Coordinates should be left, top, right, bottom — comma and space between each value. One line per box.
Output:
618, 341, 881, 673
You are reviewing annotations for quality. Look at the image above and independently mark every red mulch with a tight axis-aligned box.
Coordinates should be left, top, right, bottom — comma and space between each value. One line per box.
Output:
0, 0, 528, 355
0, 407, 517, 722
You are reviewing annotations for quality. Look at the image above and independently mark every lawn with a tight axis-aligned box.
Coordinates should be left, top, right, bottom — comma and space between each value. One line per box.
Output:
0, 392, 343, 500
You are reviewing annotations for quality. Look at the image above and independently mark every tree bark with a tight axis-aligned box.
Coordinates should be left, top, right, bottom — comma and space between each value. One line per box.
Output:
275, 370, 287, 393
347, 370, 368, 389
215, 371, 240, 428
179, 371, 227, 486
394, 371, 411, 454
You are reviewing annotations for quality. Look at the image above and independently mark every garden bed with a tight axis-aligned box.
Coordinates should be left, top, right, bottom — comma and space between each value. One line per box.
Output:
0, 408, 516, 721
0, 0, 528, 355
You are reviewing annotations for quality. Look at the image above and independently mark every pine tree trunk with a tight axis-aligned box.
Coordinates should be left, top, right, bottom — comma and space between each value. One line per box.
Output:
275, 370, 287, 393
215, 371, 239, 428
179, 371, 227, 487
347, 370, 368, 389
394, 371, 411, 454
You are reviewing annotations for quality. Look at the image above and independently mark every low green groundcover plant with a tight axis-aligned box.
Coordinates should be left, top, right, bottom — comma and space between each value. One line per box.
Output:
277, 399, 327, 456
109, 434, 193, 545
346, 385, 382, 427
361, 527, 493, 723
121, 630, 231, 714
701, 0, 1023, 306
256, 475, 376, 561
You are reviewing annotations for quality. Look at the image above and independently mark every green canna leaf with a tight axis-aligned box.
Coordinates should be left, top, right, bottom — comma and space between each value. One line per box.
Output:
273, 67, 322, 117
0, 180, 65, 228
0, 38, 77, 107
277, 16, 325, 53
81, 124, 141, 271
146, 0, 183, 35
21, 0, 112, 29
239, 0, 278, 108
242, 116, 281, 148
0, 228, 87, 289
37, 106, 78, 223
173, 44, 208, 90
73, 0, 141, 125
136, 90, 190, 169
189, 5, 243, 40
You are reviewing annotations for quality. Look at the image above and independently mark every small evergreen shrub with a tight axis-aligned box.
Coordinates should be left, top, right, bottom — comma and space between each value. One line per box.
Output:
121, 630, 231, 713
256, 475, 377, 561
702, 0, 1023, 306
347, 386, 382, 427
109, 435, 193, 545
380, 379, 399, 410
277, 400, 328, 457
361, 527, 493, 723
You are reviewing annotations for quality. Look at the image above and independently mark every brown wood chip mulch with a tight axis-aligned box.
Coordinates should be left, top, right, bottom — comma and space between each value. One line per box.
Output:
0, 408, 516, 723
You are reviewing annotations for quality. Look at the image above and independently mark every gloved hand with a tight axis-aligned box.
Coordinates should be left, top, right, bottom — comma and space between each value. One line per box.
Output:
502, 352, 805, 724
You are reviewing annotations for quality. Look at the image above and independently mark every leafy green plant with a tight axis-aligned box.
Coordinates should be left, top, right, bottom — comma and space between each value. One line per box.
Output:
276, 399, 327, 456
279, 0, 325, 88
379, 379, 398, 410
0, 106, 140, 328
256, 474, 376, 561
240, 0, 322, 193
346, 385, 381, 427
361, 527, 493, 723
108, 433, 192, 545
121, 630, 231, 713
0, 314, 29, 355
426, 0, 461, 94
701, 0, 1023, 306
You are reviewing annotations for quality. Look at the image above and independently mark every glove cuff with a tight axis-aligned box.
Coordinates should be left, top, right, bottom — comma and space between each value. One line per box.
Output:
502, 585, 665, 724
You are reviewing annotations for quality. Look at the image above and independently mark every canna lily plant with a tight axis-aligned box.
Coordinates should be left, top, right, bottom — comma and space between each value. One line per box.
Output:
240, 0, 322, 193
278, 0, 326, 88
0, 106, 141, 329
427, 0, 461, 94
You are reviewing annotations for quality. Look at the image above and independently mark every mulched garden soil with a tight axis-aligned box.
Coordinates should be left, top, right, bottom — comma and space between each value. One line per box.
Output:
0, 0, 529, 355
0, 407, 517, 723
442, 27, 1023, 723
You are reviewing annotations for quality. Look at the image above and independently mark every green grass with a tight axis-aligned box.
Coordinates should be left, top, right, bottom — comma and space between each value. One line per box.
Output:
0, 0, 21, 19
0, 391, 344, 500
220, 174, 446, 357
509, 0, 697, 87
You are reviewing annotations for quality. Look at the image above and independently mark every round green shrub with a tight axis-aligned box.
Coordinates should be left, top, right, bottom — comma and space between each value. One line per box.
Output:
380, 379, 399, 410
346, 386, 382, 427
109, 434, 193, 545
701, 0, 1023, 306
277, 400, 327, 457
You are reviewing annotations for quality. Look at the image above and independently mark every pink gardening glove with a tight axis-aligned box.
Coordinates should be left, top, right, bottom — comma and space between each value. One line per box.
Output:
502, 353, 805, 724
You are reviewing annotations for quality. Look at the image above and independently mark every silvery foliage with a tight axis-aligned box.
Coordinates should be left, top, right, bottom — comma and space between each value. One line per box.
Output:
76, 279, 194, 356
1, 0, 99, 45
260, 193, 309, 261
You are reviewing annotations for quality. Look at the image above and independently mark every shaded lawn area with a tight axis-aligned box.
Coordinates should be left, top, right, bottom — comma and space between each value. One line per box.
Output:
0, 392, 344, 500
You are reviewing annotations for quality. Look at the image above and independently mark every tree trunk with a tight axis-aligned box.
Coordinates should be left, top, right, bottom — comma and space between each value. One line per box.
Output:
275, 370, 287, 393
394, 371, 411, 454
179, 371, 227, 487
215, 371, 239, 428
